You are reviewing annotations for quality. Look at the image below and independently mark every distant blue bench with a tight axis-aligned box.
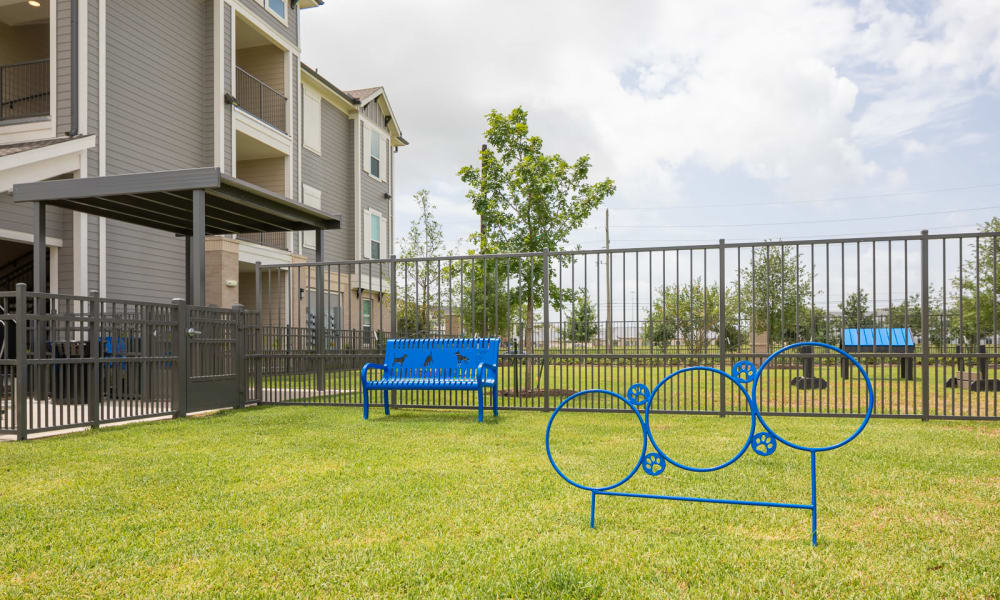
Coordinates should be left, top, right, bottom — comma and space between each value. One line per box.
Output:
361, 338, 500, 422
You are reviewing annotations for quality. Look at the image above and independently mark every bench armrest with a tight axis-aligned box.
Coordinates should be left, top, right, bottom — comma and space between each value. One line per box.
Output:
475, 362, 498, 384
361, 363, 388, 383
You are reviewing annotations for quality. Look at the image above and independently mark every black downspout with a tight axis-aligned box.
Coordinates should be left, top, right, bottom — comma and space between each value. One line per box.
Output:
67, 0, 79, 136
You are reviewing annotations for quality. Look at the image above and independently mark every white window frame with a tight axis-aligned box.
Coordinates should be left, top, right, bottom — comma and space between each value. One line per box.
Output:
369, 128, 381, 179
302, 184, 322, 251
263, 0, 289, 24
362, 298, 373, 334
362, 207, 388, 260
303, 88, 322, 154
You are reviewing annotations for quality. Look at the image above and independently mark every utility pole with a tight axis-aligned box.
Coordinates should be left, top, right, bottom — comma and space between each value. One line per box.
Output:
605, 208, 611, 350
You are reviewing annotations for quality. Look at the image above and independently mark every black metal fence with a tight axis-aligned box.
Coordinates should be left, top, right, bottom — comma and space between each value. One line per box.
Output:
235, 66, 287, 132
255, 230, 1000, 421
0, 285, 255, 440
0, 59, 49, 121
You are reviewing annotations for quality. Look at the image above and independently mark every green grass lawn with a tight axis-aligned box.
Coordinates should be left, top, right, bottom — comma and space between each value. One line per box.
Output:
1, 407, 998, 598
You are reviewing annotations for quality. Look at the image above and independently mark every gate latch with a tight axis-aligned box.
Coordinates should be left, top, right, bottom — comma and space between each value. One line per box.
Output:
187, 328, 202, 338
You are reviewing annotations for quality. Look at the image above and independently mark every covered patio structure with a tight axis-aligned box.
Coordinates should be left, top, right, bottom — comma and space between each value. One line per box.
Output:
12, 167, 341, 306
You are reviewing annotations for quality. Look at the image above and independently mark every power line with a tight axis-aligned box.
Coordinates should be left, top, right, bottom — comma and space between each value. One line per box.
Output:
609, 182, 1000, 211
576, 223, 985, 245
606, 205, 1000, 229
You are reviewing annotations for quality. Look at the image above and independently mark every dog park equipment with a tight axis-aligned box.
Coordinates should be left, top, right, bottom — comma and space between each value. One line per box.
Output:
361, 338, 500, 422
545, 341, 874, 546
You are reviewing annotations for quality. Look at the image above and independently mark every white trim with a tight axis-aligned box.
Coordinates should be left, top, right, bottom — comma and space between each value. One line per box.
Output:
284, 52, 294, 200
0, 135, 95, 173
353, 116, 362, 259
214, 0, 224, 168
0, 228, 63, 248
236, 240, 296, 265
49, 246, 58, 294
99, 0, 107, 297
233, 2, 298, 54
78, 0, 88, 135
233, 108, 292, 155
98, 216, 106, 296
73, 161, 88, 297
0, 118, 54, 145
48, 0, 57, 137
301, 183, 321, 251
229, 2, 236, 175
0, 138, 94, 193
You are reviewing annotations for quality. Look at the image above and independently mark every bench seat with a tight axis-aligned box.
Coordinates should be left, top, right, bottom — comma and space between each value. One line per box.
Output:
361, 338, 500, 421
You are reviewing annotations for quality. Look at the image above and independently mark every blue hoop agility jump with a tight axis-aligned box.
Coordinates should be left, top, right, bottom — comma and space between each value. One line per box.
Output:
545, 342, 874, 546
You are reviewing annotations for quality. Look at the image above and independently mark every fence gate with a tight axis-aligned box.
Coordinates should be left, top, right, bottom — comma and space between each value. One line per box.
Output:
185, 306, 244, 413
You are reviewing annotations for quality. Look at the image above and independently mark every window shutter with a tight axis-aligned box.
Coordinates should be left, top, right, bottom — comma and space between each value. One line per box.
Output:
362, 124, 371, 174
303, 92, 321, 153
362, 208, 371, 259
381, 215, 389, 255
381, 136, 389, 182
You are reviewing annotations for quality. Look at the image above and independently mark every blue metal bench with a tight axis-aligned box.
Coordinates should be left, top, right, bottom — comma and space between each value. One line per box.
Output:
361, 338, 500, 422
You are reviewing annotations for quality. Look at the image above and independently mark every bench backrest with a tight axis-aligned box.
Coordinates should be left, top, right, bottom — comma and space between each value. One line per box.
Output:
383, 338, 500, 378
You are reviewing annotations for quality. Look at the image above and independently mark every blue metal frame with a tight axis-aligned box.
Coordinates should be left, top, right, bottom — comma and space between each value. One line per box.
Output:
361, 338, 501, 422
545, 342, 875, 545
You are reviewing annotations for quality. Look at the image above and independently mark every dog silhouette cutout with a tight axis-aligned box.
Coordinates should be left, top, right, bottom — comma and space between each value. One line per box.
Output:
423, 354, 434, 366
392, 354, 407, 366
455, 351, 469, 363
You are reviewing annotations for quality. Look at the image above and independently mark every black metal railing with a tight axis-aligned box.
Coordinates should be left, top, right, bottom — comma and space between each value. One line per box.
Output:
236, 232, 290, 251
234, 66, 286, 132
0, 59, 49, 121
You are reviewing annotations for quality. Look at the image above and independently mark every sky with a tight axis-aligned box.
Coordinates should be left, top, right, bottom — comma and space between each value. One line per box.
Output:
302, 0, 1000, 253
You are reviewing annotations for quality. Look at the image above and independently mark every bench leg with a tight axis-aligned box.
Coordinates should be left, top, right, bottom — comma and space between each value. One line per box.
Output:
477, 388, 484, 422
362, 386, 369, 420
383, 390, 390, 416
492, 385, 498, 417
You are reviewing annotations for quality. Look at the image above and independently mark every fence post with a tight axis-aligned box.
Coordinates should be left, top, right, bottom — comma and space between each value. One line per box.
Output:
173, 298, 188, 418
14, 283, 27, 440
719, 239, 727, 418
233, 303, 246, 409
88, 291, 100, 429
543, 250, 551, 411
389, 255, 397, 408
920, 229, 930, 421
315, 263, 326, 395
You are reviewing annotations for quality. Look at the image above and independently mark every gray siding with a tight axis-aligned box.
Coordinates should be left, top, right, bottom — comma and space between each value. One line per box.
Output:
223, 4, 233, 174
301, 97, 354, 262
236, 0, 298, 47
361, 100, 384, 124
360, 122, 392, 257
55, 0, 71, 134
103, 0, 212, 302
291, 57, 299, 202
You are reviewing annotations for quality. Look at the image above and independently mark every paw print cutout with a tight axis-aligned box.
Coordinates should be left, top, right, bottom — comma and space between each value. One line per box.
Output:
625, 383, 651, 407
732, 360, 757, 384
752, 432, 777, 456
642, 452, 666, 476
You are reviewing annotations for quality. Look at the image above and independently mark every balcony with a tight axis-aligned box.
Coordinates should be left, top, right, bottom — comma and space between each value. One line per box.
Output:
1, 59, 49, 122
235, 66, 286, 133
236, 231, 289, 251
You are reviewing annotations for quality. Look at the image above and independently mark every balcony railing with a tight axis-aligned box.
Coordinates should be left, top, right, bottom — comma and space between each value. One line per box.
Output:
236, 232, 290, 251
0, 59, 49, 122
235, 66, 287, 133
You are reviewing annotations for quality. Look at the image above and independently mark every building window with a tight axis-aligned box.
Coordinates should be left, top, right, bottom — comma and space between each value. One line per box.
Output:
266, 0, 287, 20
362, 299, 372, 336
370, 211, 381, 259
369, 129, 381, 178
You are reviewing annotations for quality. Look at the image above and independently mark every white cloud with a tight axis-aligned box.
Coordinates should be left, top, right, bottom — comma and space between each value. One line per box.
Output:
301, 0, 1000, 246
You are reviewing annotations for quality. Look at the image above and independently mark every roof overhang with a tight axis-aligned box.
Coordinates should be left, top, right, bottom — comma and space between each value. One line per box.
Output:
12, 167, 341, 236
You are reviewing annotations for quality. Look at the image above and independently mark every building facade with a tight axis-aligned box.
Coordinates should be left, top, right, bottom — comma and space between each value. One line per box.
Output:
0, 0, 406, 332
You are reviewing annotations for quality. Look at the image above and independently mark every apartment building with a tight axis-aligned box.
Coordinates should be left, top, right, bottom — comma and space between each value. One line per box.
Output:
0, 0, 406, 332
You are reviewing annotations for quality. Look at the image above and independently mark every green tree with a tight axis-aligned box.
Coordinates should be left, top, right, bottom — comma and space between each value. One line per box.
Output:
397, 189, 446, 335
643, 281, 743, 353
949, 217, 1000, 344
839, 291, 874, 329
565, 288, 598, 343
458, 107, 615, 389
737, 245, 818, 344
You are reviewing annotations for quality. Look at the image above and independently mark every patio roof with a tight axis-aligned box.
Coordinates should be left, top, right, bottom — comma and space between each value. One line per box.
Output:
13, 167, 340, 306
12, 167, 341, 236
